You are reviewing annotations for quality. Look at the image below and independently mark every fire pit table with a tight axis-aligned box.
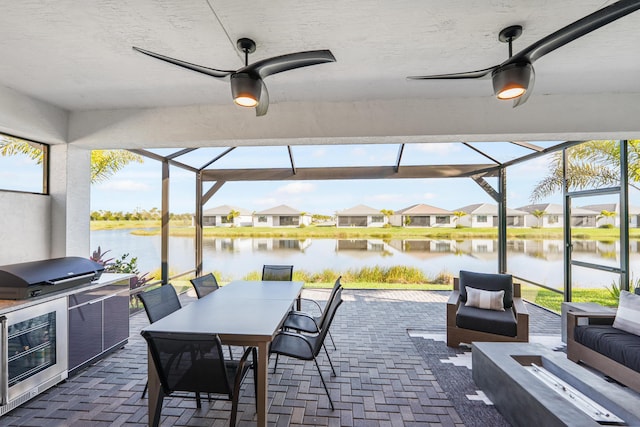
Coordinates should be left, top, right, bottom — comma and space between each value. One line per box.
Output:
472, 342, 640, 427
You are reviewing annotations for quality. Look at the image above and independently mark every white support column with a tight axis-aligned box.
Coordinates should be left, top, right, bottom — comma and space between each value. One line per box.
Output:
49, 144, 91, 258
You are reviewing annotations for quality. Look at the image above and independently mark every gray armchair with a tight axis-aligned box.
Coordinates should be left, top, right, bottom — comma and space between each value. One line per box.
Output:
446, 270, 529, 347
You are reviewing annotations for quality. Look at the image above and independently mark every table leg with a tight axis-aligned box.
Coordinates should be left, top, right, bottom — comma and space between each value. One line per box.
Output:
148, 349, 161, 426
256, 341, 269, 427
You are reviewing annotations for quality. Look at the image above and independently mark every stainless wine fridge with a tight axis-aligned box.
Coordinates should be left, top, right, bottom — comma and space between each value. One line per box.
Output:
0, 297, 68, 416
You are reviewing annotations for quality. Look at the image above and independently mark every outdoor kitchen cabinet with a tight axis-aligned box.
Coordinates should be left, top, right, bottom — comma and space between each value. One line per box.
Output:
67, 276, 130, 375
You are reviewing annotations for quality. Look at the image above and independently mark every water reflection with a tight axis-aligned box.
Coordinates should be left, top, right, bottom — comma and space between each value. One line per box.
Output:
90, 229, 639, 289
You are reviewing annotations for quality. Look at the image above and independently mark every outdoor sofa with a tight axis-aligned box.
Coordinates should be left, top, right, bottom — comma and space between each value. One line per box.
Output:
566, 289, 640, 393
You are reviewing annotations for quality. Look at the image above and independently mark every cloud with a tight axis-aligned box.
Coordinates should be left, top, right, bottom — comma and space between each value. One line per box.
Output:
276, 182, 316, 194
422, 192, 437, 200
96, 180, 151, 191
254, 197, 278, 206
312, 149, 326, 158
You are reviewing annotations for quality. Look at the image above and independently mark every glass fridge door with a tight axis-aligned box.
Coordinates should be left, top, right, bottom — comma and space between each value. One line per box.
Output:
7, 311, 57, 387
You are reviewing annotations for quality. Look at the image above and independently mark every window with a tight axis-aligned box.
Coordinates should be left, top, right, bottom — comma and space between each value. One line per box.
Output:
477, 215, 487, 223
221, 216, 232, 223
0, 133, 48, 194
435, 216, 450, 225
371, 215, 384, 223
548, 215, 559, 224
279, 216, 299, 226
258, 216, 267, 223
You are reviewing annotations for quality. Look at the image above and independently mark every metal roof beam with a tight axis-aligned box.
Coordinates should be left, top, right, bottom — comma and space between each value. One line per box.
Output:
199, 147, 236, 171
462, 142, 501, 165
287, 146, 296, 175
394, 144, 405, 173
129, 148, 198, 173
509, 140, 544, 152
201, 164, 499, 182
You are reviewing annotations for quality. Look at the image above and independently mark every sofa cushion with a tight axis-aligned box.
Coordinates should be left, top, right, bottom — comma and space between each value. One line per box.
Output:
574, 325, 640, 373
459, 270, 513, 309
613, 290, 640, 336
465, 286, 505, 311
456, 304, 517, 337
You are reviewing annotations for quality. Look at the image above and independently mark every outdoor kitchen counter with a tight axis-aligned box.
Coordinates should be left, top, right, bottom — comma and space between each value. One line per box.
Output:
0, 273, 134, 315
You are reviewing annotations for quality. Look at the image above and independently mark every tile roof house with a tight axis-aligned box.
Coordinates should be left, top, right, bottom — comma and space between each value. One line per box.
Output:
336, 204, 386, 228
200, 205, 253, 227
517, 203, 598, 228
253, 204, 310, 228
578, 203, 640, 228
455, 203, 528, 228
390, 204, 454, 227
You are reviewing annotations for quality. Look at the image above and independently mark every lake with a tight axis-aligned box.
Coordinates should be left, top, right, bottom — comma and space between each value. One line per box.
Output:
90, 229, 640, 290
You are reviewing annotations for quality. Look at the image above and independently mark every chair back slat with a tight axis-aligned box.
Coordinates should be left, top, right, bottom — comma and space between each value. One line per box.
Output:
142, 331, 233, 397
190, 273, 220, 299
138, 284, 181, 324
262, 265, 293, 281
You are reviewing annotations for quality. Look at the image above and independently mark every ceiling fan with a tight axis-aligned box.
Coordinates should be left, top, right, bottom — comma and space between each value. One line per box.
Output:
408, 0, 640, 107
133, 38, 336, 116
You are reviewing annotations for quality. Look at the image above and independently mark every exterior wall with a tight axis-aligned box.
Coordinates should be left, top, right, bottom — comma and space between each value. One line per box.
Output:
203, 214, 252, 227
0, 191, 51, 264
470, 214, 493, 228
253, 215, 273, 227
338, 215, 387, 228
525, 213, 563, 228
50, 144, 91, 258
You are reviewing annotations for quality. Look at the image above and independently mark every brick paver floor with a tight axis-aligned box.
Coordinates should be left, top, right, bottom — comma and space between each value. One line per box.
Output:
0, 289, 560, 426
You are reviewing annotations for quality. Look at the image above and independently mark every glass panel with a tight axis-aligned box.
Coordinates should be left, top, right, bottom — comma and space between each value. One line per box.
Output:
0, 134, 47, 193
8, 311, 57, 387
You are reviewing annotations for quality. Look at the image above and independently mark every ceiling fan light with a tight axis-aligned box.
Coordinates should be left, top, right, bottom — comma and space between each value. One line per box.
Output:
492, 62, 532, 100
231, 73, 261, 108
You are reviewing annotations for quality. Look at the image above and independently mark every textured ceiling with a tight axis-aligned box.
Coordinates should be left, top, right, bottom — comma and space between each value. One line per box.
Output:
1, 0, 639, 112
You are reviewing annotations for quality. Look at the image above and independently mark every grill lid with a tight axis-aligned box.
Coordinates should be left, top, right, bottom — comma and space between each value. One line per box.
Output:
0, 256, 104, 293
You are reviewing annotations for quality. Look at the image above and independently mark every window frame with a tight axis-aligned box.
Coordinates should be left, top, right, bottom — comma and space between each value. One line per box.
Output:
0, 133, 49, 195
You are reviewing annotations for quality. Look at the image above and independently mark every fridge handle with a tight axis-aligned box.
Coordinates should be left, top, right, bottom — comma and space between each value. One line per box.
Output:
0, 315, 7, 405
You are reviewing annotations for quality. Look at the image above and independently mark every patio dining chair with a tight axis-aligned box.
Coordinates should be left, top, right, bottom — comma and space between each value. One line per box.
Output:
261, 264, 293, 281
189, 272, 220, 298
269, 286, 344, 410
142, 330, 257, 427
282, 276, 341, 350
137, 284, 182, 398
190, 273, 236, 359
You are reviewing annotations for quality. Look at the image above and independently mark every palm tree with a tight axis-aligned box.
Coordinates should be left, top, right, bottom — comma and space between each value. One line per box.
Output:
1, 135, 143, 183
226, 209, 240, 226
597, 210, 617, 228
531, 209, 546, 228
452, 211, 467, 228
530, 140, 639, 201
380, 209, 394, 221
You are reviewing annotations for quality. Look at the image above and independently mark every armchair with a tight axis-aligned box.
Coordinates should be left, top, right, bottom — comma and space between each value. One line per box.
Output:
446, 270, 528, 347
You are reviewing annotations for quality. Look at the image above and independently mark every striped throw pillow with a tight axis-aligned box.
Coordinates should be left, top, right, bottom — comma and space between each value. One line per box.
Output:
613, 290, 640, 336
465, 286, 505, 311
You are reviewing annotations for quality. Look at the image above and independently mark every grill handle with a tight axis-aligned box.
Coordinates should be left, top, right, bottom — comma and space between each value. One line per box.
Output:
45, 272, 95, 286
1, 315, 7, 405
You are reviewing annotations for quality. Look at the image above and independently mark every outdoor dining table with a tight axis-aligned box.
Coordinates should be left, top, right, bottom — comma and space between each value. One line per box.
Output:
142, 280, 304, 427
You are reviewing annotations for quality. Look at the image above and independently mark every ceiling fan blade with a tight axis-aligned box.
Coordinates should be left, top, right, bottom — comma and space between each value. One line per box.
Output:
512, 66, 535, 108
132, 46, 235, 78
241, 50, 336, 79
509, 0, 640, 65
407, 66, 497, 80
255, 80, 269, 117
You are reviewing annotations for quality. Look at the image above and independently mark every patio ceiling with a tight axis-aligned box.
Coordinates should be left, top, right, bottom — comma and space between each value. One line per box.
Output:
0, 1, 639, 149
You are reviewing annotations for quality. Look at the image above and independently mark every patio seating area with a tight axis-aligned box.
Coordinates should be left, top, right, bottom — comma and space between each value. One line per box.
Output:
0, 288, 561, 427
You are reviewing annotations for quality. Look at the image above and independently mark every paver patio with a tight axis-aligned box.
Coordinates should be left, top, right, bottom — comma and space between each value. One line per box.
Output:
0, 289, 560, 427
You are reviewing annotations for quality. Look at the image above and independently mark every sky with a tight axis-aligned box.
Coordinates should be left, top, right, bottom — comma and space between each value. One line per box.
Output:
88, 141, 637, 215
2, 141, 637, 215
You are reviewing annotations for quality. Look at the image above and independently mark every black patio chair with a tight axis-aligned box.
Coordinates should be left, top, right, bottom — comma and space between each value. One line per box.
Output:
141, 330, 257, 427
261, 264, 293, 281
190, 273, 237, 360
189, 272, 220, 298
137, 284, 182, 398
269, 286, 344, 410
282, 276, 341, 350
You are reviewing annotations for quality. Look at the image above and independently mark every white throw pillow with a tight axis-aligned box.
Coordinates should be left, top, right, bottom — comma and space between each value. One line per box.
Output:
464, 286, 505, 311
613, 290, 640, 336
